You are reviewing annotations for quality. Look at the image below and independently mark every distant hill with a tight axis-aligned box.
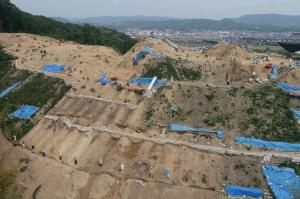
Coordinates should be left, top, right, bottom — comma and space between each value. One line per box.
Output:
73, 16, 176, 25
0, 0, 137, 53
108, 18, 300, 32
233, 14, 300, 28
52, 14, 300, 32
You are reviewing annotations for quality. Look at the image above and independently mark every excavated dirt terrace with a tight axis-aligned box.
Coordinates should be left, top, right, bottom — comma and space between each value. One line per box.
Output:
0, 116, 272, 199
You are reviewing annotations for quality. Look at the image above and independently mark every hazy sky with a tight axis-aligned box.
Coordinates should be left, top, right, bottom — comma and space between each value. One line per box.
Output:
11, 0, 300, 19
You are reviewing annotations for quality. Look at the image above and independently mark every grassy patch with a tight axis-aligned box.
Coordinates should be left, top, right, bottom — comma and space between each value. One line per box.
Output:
0, 169, 22, 199
243, 85, 300, 142
145, 109, 155, 121
0, 46, 14, 78
0, 46, 32, 91
0, 48, 70, 140
204, 114, 231, 128
181, 67, 202, 81
252, 176, 262, 187
227, 87, 239, 97
143, 57, 201, 81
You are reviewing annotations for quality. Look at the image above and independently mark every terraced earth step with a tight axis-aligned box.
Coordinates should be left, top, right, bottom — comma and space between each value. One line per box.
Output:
44, 115, 300, 162
67, 94, 138, 110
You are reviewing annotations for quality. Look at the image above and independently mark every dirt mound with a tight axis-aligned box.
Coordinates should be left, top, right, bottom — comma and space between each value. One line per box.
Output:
208, 43, 248, 59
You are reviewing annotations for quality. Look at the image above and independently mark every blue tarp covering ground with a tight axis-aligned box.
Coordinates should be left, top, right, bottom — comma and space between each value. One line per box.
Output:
225, 186, 263, 198
263, 164, 300, 199
42, 64, 66, 72
128, 77, 167, 89
98, 73, 114, 86
170, 123, 225, 138
294, 61, 300, 67
11, 105, 39, 120
0, 81, 21, 99
235, 136, 300, 152
141, 46, 158, 57
277, 83, 300, 92
133, 46, 161, 65
133, 52, 143, 65
270, 64, 279, 79
291, 108, 300, 120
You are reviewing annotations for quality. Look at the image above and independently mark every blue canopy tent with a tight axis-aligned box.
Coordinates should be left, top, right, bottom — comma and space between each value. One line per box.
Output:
263, 164, 300, 199
0, 81, 21, 99
11, 105, 39, 120
170, 123, 224, 138
235, 136, 300, 152
225, 186, 263, 198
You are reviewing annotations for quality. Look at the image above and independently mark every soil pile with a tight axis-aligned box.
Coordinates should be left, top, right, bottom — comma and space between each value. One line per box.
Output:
208, 44, 248, 60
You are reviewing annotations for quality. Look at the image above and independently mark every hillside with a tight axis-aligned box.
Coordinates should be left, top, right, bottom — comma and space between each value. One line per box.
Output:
0, 46, 70, 141
234, 14, 300, 28
1, 31, 300, 199
0, 0, 137, 53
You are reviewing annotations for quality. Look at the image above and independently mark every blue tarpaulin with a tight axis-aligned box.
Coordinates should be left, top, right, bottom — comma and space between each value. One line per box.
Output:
98, 73, 114, 86
170, 123, 224, 138
42, 64, 65, 72
235, 136, 300, 152
263, 164, 300, 199
133, 52, 143, 65
0, 81, 21, 99
270, 64, 279, 79
141, 46, 158, 57
225, 186, 263, 198
294, 61, 300, 67
128, 77, 167, 89
132, 46, 160, 65
11, 105, 39, 120
278, 82, 300, 92
291, 108, 300, 120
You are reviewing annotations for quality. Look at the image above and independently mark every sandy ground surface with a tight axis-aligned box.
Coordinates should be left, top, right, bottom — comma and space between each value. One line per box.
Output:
1, 125, 254, 199
1, 133, 230, 199
16, 117, 272, 198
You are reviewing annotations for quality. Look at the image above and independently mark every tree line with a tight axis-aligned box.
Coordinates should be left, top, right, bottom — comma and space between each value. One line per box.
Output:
0, 0, 137, 54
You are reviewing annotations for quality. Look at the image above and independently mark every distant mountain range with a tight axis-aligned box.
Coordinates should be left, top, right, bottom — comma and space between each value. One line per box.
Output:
233, 14, 300, 28
71, 16, 176, 25
52, 14, 300, 32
